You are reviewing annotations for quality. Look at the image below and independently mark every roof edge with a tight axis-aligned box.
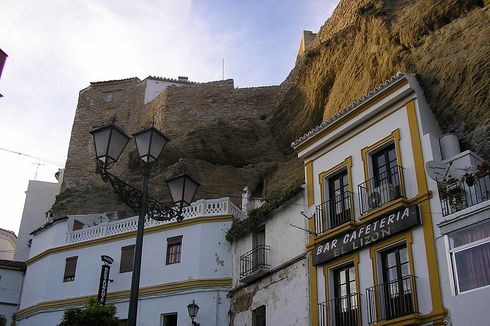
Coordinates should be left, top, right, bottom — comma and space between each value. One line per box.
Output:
291, 72, 411, 149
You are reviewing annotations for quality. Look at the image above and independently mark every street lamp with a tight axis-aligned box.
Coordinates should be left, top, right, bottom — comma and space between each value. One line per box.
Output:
90, 122, 200, 326
187, 299, 200, 326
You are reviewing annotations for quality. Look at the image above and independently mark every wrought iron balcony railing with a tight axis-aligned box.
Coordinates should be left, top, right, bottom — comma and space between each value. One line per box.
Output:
319, 293, 361, 326
366, 275, 418, 324
315, 191, 355, 235
438, 172, 490, 216
358, 166, 405, 215
239, 245, 270, 282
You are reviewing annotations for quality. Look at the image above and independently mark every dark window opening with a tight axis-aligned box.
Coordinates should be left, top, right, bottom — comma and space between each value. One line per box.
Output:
63, 256, 78, 282
252, 305, 266, 326
120, 245, 135, 273
162, 313, 177, 326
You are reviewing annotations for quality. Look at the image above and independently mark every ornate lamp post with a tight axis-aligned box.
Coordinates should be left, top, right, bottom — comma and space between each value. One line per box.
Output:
187, 299, 200, 326
90, 122, 200, 326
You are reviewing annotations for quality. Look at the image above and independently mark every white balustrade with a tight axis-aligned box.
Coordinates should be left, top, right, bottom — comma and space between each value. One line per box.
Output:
66, 197, 243, 244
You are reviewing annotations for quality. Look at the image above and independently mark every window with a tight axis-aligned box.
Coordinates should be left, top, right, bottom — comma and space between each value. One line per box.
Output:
73, 220, 84, 231
332, 264, 359, 325
252, 305, 266, 326
326, 170, 352, 228
166, 236, 182, 265
103, 92, 113, 102
63, 256, 78, 282
380, 244, 414, 319
161, 313, 177, 326
449, 220, 490, 294
120, 245, 135, 273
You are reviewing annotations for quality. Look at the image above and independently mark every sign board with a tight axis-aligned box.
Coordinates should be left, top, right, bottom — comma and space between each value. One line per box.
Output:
97, 264, 111, 304
312, 205, 420, 265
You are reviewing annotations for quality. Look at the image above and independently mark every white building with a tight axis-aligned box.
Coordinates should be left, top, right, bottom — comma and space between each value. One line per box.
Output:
14, 175, 62, 262
16, 198, 240, 326
0, 259, 25, 326
293, 73, 449, 325
229, 188, 310, 326
429, 143, 490, 326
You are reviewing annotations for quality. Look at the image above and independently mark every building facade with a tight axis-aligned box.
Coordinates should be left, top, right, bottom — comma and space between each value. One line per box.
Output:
16, 198, 239, 326
431, 146, 490, 326
0, 260, 25, 325
293, 73, 448, 325
229, 189, 310, 326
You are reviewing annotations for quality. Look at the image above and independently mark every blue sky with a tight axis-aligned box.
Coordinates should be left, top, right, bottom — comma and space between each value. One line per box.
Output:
0, 0, 339, 233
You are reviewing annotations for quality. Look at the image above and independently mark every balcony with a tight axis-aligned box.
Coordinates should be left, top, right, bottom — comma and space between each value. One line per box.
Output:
66, 198, 243, 244
315, 191, 355, 235
358, 166, 405, 215
239, 245, 270, 283
366, 275, 418, 324
438, 172, 490, 216
319, 293, 361, 326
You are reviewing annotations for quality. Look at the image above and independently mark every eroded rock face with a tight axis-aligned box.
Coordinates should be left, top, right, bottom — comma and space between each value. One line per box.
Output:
53, 0, 489, 218
274, 0, 489, 158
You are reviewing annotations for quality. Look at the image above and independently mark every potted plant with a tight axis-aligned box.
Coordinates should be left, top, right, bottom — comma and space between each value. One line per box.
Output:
461, 172, 476, 187
441, 176, 464, 212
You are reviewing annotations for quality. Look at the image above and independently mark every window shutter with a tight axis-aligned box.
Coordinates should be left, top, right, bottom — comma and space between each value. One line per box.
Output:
120, 245, 135, 273
63, 256, 78, 282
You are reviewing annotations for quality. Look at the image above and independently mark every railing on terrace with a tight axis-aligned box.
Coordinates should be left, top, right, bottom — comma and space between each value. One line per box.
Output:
438, 172, 490, 216
315, 191, 355, 235
358, 166, 405, 215
319, 293, 361, 326
366, 275, 418, 324
239, 245, 270, 282
66, 198, 242, 244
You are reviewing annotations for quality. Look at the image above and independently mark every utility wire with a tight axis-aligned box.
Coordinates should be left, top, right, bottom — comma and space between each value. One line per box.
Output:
0, 147, 63, 167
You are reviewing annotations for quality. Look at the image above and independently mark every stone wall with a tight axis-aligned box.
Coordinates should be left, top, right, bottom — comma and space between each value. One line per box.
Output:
52, 78, 290, 218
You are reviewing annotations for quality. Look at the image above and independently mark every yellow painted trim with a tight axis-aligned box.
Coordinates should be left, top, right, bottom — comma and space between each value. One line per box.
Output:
406, 100, 447, 318
309, 252, 319, 326
26, 216, 233, 266
306, 192, 431, 250
305, 161, 315, 243
295, 78, 409, 153
318, 156, 353, 205
317, 156, 355, 237
369, 231, 415, 287
361, 129, 402, 185
16, 278, 232, 319
322, 251, 360, 303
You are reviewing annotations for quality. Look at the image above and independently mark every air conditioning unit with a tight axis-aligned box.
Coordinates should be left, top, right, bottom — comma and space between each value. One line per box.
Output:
368, 182, 396, 209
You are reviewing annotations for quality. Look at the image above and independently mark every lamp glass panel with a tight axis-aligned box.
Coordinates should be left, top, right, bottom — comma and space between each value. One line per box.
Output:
187, 301, 199, 318
167, 176, 185, 205
93, 128, 111, 162
148, 130, 168, 162
107, 127, 130, 163
134, 130, 152, 162
183, 176, 199, 205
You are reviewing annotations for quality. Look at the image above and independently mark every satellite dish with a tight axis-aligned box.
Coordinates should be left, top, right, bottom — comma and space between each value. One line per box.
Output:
301, 206, 316, 219
426, 160, 450, 182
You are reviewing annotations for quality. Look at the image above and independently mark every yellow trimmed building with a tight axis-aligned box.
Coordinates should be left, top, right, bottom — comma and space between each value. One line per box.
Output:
292, 73, 449, 325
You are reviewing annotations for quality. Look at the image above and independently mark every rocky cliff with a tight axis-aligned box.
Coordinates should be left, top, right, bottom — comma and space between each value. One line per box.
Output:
53, 0, 489, 218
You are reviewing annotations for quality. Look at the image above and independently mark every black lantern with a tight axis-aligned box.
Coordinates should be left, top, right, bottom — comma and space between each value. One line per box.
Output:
133, 127, 169, 164
90, 123, 130, 168
167, 174, 200, 212
187, 299, 199, 325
